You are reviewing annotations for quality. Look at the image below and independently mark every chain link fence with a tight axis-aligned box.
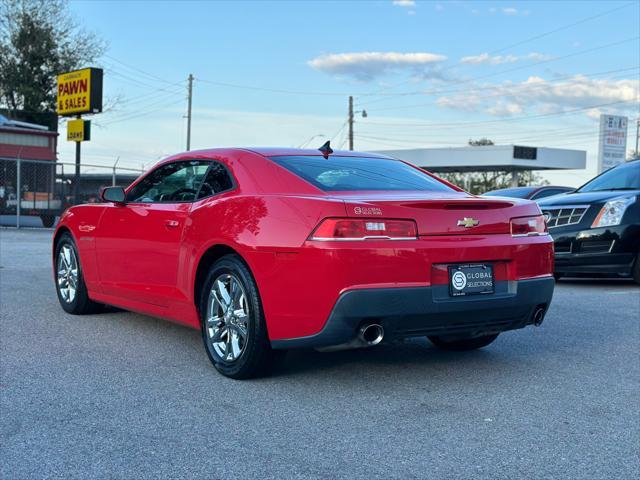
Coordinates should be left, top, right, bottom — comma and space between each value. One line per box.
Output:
0, 158, 143, 228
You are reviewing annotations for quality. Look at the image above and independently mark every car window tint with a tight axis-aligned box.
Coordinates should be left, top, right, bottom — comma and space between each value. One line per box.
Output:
531, 188, 569, 199
484, 188, 535, 198
270, 156, 453, 192
197, 162, 234, 199
127, 161, 210, 203
577, 161, 640, 192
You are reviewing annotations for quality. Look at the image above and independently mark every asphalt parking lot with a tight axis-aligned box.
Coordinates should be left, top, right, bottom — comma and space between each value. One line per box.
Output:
1, 228, 638, 479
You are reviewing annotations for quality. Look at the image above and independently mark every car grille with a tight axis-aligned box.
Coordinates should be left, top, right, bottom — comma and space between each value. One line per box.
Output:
542, 205, 589, 228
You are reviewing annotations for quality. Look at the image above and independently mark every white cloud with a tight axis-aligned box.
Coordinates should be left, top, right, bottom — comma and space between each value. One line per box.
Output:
436, 75, 639, 117
461, 53, 517, 65
393, 0, 417, 15
526, 52, 552, 61
486, 102, 523, 116
392, 0, 415, 6
460, 52, 552, 65
489, 6, 529, 16
308, 52, 447, 80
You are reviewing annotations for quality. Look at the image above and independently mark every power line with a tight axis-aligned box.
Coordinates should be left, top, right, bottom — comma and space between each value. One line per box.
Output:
329, 121, 347, 143
357, 2, 638, 105
363, 100, 635, 129
355, 120, 639, 152
101, 93, 186, 123
195, 77, 356, 97
99, 99, 184, 126
359, 36, 639, 109
104, 66, 187, 95
103, 54, 182, 86
356, 128, 631, 148
116, 83, 186, 108
490, 1, 637, 54
368, 67, 639, 113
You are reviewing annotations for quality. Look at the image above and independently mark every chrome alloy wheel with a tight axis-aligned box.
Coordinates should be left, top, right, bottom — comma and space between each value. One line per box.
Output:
57, 244, 79, 303
205, 273, 250, 363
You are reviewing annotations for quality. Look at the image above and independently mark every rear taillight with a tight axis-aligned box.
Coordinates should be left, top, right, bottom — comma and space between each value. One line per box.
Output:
310, 218, 418, 241
510, 215, 548, 237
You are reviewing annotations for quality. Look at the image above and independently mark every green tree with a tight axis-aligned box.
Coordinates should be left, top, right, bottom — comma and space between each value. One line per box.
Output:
468, 138, 494, 146
0, 0, 105, 115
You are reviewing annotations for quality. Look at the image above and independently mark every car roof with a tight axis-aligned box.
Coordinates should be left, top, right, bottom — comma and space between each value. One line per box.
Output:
149, 147, 395, 170
242, 147, 392, 159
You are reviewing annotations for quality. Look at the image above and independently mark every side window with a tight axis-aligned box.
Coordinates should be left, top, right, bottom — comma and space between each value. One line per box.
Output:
196, 161, 234, 199
127, 161, 210, 203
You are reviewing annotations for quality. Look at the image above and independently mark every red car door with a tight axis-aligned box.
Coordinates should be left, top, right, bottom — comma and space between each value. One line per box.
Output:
95, 160, 210, 307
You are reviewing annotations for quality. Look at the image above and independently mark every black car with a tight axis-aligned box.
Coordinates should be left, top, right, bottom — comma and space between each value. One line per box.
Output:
538, 160, 640, 284
484, 185, 574, 201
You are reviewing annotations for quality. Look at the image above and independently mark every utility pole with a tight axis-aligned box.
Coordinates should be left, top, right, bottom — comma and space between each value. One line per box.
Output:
112, 156, 120, 186
348, 95, 354, 151
186, 74, 194, 151
73, 114, 81, 205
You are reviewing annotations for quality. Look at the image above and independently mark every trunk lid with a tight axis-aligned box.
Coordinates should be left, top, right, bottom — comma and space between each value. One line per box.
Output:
330, 191, 518, 236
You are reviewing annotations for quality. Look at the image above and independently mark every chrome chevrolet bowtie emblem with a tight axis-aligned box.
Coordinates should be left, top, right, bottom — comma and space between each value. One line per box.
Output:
457, 217, 479, 228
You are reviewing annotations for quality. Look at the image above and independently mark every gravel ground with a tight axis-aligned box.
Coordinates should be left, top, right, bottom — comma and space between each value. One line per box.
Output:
1, 228, 639, 479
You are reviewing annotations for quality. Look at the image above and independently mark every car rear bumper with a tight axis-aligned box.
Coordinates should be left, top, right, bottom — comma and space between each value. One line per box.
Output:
270, 277, 554, 349
552, 223, 639, 276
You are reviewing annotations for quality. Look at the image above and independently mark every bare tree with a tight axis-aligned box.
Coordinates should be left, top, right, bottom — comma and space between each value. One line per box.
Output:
0, 0, 106, 115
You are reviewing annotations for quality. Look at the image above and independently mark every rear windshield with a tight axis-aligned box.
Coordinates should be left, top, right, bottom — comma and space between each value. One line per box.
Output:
270, 155, 453, 192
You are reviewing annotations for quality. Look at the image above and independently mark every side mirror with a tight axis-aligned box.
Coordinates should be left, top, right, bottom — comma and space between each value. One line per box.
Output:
100, 186, 126, 204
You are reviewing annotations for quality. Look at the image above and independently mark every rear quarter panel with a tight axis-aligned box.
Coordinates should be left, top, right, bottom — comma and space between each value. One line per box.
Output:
183, 192, 348, 323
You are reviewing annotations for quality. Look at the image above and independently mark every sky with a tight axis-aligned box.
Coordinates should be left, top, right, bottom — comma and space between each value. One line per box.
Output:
62, 0, 640, 186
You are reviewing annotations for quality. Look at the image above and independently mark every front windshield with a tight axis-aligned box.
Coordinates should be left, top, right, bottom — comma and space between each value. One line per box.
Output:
577, 161, 640, 193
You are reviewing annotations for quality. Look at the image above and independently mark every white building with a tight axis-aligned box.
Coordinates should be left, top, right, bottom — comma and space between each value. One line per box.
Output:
374, 145, 586, 186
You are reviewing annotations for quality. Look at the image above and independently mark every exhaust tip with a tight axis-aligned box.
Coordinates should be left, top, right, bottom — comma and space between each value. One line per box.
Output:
532, 306, 546, 326
359, 324, 384, 345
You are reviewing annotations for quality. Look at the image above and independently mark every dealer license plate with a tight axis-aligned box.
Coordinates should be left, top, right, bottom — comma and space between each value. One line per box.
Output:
448, 264, 494, 297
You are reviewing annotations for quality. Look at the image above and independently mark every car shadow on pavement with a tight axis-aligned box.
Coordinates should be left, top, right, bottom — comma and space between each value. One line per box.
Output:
271, 340, 519, 380
92, 307, 529, 382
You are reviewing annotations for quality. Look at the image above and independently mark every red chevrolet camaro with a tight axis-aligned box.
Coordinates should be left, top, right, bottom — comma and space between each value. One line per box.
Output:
53, 146, 554, 378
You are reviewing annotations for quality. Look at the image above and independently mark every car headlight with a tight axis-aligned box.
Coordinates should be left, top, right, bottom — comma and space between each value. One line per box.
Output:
591, 196, 635, 228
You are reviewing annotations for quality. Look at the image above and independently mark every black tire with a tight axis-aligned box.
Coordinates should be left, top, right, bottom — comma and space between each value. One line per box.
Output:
54, 232, 102, 314
199, 254, 284, 379
633, 253, 640, 286
40, 215, 55, 228
428, 333, 499, 351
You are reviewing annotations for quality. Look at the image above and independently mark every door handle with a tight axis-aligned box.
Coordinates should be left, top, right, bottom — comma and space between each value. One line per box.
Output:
165, 220, 180, 229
